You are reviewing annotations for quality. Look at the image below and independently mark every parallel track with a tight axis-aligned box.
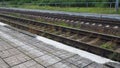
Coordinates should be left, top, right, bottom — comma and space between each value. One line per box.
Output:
0, 8, 120, 26
0, 8, 120, 36
0, 14, 120, 62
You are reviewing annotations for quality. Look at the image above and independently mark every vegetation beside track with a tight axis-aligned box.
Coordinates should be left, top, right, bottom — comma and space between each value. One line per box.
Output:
0, 0, 117, 7
0, 0, 119, 14
3, 5, 120, 14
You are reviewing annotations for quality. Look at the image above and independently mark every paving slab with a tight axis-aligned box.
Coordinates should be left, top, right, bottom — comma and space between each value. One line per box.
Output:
47, 60, 78, 68
0, 58, 9, 68
4, 53, 31, 66
0, 39, 13, 51
84, 62, 109, 68
35, 53, 61, 67
105, 62, 120, 68
52, 49, 76, 59
12, 60, 45, 68
66, 55, 93, 68
17, 45, 47, 59
0, 48, 21, 59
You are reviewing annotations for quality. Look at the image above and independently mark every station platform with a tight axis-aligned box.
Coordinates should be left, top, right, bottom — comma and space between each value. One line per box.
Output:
0, 22, 119, 68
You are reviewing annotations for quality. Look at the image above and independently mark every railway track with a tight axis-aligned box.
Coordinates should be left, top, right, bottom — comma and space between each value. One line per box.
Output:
0, 14, 120, 62
0, 8, 120, 36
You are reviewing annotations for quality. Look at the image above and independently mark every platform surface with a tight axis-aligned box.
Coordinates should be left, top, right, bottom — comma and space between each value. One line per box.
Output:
0, 25, 119, 68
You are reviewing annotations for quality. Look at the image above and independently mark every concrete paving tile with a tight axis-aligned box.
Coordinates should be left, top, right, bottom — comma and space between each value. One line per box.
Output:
18, 44, 43, 52
4, 53, 31, 66
11, 38, 24, 47
0, 40, 13, 51
12, 60, 45, 68
24, 49, 47, 58
29, 64, 45, 68
16, 36, 35, 43
52, 49, 76, 59
35, 54, 61, 67
18, 46, 47, 58
6, 42, 20, 48
25, 38, 40, 44
74, 58, 93, 68
47, 61, 78, 68
0, 48, 21, 58
0, 26, 12, 33
5, 38, 25, 47
19, 45, 35, 51
34, 44, 57, 53
66, 55, 82, 63
105, 62, 120, 68
18, 44, 42, 53
85, 62, 109, 68
34, 42, 75, 59
66, 55, 93, 68
0, 58, 9, 68
34, 42, 65, 54
0, 30, 31, 48
42, 47, 57, 53
7, 31, 35, 44
6, 31, 33, 41
35, 42, 58, 50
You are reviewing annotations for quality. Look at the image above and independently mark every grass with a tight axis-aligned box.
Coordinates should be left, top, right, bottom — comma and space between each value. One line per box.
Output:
100, 42, 116, 50
5, 4, 120, 14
